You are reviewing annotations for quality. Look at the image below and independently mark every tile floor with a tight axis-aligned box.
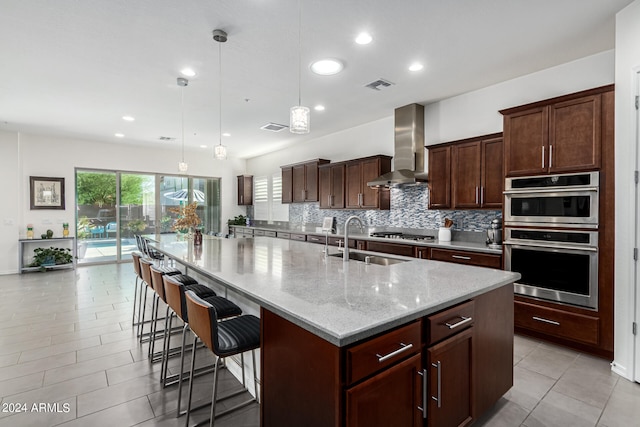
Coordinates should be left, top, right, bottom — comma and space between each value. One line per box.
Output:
0, 264, 638, 426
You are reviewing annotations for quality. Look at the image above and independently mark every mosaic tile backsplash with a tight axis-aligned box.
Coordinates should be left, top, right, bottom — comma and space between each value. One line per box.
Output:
249, 186, 501, 233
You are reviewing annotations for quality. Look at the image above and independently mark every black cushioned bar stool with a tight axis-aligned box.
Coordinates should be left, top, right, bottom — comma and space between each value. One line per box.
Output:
184, 290, 259, 427
162, 275, 242, 404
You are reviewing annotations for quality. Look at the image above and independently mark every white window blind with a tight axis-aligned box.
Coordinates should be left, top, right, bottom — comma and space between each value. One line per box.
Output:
253, 175, 269, 220
271, 172, 289, 221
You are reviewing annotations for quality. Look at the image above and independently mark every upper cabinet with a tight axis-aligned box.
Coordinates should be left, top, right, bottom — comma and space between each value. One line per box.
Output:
319, 162, 345, 209
281, 159, 329, 203
345, 155, 392, 210
237, 175, 253, 205
428, 133, 503, 210
427, 145, 451, 209
501, 86, 611, 177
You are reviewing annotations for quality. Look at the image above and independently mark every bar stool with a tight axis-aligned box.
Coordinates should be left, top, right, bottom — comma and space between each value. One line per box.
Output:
184, 290, 260, 427
131, 251, 144, 328
138, 259, 192, 343
162, 275, 242, 403
148, 264, 184, 360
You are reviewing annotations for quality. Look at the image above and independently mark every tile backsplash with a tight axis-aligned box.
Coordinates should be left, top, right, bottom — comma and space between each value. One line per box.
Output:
249, 186, 501, 233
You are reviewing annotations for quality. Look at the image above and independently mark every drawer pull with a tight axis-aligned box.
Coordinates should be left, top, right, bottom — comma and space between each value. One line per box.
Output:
417, 369, 427, 418
445, 316, 472, 329
431, 361, 442, 408
532, 316, 560, 326
451, 255, 471, 260
376, 342, 413, 363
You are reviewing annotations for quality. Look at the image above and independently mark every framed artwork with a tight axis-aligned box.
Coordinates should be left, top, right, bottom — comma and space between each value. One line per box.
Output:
30, 176, 65, 210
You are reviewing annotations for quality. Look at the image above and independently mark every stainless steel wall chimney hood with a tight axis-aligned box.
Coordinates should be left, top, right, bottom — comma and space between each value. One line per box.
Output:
367, 103, 427, 187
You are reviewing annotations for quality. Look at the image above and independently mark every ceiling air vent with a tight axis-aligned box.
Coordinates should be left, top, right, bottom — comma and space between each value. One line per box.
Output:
158, 136, 175, 141
364, 78, 394, 91
260, 122, 288, 132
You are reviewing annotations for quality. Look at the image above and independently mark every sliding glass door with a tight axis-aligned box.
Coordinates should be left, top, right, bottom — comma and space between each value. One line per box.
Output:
76, 169, 221, 265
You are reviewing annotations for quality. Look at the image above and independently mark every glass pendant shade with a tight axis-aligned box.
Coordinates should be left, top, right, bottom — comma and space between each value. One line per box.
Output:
214, 144, 227, 160
178, 161, 188, 173
290, 105, 310, 134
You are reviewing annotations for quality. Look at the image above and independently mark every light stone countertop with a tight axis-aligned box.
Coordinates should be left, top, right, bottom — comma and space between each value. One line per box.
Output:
150, 234, 519, 347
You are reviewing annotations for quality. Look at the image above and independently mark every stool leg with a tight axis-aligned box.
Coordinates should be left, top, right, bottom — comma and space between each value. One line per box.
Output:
209, 356, 222, 427
252, 349, 259, 404
148, 294, 159, 358
131, 277, 139, 326
184, 336, 198, 427
175, 322, 189, 416
160, 306, 172, 385
138, 287, 149, 342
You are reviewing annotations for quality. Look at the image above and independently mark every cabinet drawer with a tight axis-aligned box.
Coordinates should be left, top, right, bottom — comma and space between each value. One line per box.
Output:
514, 301, 599, 346
277, 232, 290, 239
306, 234, 323, 244
346, 321, 421, 385
290, 233, 306, 241
365, 241, 415, 257
264, 231, 277, 237
426, 300, 474, 346
254, 229, 265, 236
431, 248, 501, 269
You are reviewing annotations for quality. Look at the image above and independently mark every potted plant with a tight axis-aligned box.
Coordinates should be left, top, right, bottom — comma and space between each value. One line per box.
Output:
127, 219, 147, 235
28, 247, 73, 271
76, 217, 91, 259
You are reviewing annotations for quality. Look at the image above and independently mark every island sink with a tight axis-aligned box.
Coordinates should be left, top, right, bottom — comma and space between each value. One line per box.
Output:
329, 251, 408, 266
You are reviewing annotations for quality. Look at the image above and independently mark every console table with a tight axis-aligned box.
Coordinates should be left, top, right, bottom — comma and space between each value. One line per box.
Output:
19, 237, 76, 273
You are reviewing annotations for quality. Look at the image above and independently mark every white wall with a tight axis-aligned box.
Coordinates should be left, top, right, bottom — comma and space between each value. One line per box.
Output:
613, 0, 640, 381
0, 130, 247, 275
247, 50, 615, 179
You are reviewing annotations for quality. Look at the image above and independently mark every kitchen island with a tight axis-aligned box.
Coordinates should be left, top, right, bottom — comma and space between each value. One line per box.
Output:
149, 234, 519, 426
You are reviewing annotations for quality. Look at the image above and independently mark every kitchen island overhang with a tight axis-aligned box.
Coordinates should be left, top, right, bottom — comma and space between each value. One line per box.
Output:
147, 234, 520, 347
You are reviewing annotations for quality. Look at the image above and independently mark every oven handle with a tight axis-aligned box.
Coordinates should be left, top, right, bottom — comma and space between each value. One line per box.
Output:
503, 186, 598, 195
503, 241, 597, 252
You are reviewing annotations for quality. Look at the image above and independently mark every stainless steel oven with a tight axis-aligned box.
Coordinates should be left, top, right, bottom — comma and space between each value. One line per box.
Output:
504, 171, 599, 228
504, 228, 598, 309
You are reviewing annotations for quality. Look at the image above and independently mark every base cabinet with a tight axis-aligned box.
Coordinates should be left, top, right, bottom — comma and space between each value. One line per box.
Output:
261, 285, 513, 427
346, 354, 423, 427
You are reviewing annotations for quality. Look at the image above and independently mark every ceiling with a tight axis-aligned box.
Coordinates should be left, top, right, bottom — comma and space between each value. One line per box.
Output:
0, 0, 633, 159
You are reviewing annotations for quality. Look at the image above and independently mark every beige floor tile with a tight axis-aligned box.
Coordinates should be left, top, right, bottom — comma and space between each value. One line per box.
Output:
105, 357, 162, 385
43, 350, 132, 386
0, 371, 43, 399
0, 353, 20, 369
18, 336, 101, 364
504, 366, 556, 411
552, 361, 618, 409
56, 395, 154, 427
598, 378, 640, 426
523, 390, 602, 427
517, 346, 577, 380
0, 351, 75, 382
77, 374, 162, 417
50, 323, 122, 345
2, 371, 106, 407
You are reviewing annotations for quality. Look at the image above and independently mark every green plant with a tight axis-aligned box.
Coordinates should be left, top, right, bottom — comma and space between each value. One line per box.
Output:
127, 219, 147, 233
28, 247, 73, 270
77, 217, 92, 239
227, 215, 247, 226
160, 216, 173, 232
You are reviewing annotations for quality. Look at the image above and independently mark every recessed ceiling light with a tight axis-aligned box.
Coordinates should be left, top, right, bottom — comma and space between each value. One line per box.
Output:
114, 133, 124, 138
355, 32, 372, 45
409, 63, 424, 72
310, 59, 344, 76
314, 105, 325, 111
200, 145, 207, 148
222, 133, 231, 137
122, 115, 135, 122
180, 67, 196, 77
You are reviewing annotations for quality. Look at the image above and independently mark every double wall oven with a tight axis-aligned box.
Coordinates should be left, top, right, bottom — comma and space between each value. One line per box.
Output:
503, 171, 599, 310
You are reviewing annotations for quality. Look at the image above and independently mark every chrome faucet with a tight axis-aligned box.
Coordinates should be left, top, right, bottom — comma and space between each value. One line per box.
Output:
343, 216, 365, 262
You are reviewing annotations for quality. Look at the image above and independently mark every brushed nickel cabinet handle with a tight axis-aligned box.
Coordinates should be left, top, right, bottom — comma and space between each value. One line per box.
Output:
445, 316, 473, 329
451, 255, 471, 260
533, 316, 560, 326
549, 145, 553, 169
376, 342, 413, 363
417, 369, 427, 418
542, 146, 545, 169
431, 361, 442, 408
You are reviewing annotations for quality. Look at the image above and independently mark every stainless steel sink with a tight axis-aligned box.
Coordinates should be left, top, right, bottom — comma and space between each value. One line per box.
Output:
330, 252, 408, 266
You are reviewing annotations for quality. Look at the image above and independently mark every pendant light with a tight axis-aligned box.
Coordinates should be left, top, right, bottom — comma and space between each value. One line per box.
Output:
177, 77, 189, 173
290, 0, 310, 134
213, 29, 228, 160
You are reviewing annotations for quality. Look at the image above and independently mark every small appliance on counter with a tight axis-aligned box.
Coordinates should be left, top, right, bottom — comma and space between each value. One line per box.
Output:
486, 218, 502, 248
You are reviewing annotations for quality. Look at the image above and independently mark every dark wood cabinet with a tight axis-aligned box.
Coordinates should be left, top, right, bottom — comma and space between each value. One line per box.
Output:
281, 166, 293, 203
365, 240, 415, 257
319, 163, 345, 209
427, 145, 451, 209
430, 248, 501, 269
501, 86, 609, 177
237, 175, 253, 205
430, 133, 502, 210
281, 159, 329, 203
345, 155, 391, 210
426, 328, 473, 427
346, 354, 423, 427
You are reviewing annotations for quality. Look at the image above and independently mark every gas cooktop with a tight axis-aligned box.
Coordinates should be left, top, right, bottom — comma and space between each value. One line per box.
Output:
369, 231, 435, 242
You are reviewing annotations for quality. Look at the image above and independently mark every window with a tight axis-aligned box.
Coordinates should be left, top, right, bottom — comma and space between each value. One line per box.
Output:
252, 172, 289, 222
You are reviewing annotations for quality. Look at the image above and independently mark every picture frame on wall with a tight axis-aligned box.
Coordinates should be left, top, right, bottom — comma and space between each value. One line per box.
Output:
30, 176, 65, 210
